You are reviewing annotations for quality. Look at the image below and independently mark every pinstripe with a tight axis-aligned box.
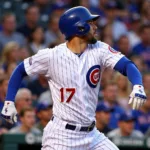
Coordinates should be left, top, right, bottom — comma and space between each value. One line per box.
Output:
25, 58, 48, 70
42, 116, 119, 150
42, 121, 54, 149
67, 49, 74, 122
56, 48, 61, 86
54, 118, 60, 149
56, 119, 60, 150
86, 49, 100, 121
91, 49, 100, 100
60, 52, 69, 136
70, 122, 73, 150
25, 55, 48, 65
70, 52, 82, 123
54, 118, 59, 150
93, 138, 119, 150
69, 51, 75, 149
47, 122, 54, 145
43, 125, 49, 147
25, 59, 48, 69
75, 54, 84, 124
104, 144, 112, 150
25, 61, 48, 73
49, 49, 62, 119
64, 48, 70, 121
107, 139, 119, 150
83, 131, 87, 150
25, 57, 49, 71
61, 125, 65, 150
105, 142, 117, 150
24, 42, 123, 149
86, 48, 92, 126
92, 50, 101, 98
48, 118, 58, 147
84, 50, 90, 122
94, 144, 110, 150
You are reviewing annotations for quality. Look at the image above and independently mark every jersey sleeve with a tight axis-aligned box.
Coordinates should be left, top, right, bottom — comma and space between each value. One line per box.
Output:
24, 48, 50, 76
100, 42, 124, 69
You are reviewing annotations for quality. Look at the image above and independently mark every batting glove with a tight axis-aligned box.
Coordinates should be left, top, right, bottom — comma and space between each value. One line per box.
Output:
1, 101, 17, 124
128, 85, 147, 110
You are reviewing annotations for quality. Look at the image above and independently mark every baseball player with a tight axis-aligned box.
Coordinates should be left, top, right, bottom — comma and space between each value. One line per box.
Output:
1, 6, 147, 150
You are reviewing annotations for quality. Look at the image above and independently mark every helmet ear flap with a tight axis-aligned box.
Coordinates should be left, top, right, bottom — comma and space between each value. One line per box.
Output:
78, 26, 85, 32
75, 22, 90, 36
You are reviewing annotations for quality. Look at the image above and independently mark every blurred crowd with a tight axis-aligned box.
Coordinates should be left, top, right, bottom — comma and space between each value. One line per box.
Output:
0, 0, 150, 139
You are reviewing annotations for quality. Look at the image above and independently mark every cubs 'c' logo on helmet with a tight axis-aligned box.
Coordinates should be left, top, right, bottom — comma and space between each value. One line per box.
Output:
86, 65, 100, 88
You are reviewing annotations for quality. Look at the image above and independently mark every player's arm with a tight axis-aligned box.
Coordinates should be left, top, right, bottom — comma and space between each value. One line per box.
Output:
99, 42, 146, 110
1, 62, 27, 124
114, 56, 146, 110
1, 48, 50, 124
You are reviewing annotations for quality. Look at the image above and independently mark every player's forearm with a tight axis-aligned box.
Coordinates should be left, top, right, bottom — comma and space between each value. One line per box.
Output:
126, 63, 142, 85
114, 56, 142, 85
5, 62, 27, 101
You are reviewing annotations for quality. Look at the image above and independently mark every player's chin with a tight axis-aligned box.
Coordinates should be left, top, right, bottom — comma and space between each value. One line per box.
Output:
83, 33, 97, 44
88, 36, 97, 44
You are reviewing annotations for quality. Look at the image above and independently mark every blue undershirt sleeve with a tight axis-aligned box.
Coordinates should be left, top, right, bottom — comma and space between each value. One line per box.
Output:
5, 62, 27, 101
114, 56, 143, 86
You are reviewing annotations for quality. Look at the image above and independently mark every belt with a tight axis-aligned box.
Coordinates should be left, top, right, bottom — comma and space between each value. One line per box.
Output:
51, 116, 95, 132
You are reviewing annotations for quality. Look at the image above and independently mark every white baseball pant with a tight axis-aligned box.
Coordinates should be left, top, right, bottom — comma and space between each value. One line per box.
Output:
42, 116, 119, 150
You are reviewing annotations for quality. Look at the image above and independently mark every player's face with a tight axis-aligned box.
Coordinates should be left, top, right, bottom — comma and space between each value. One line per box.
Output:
84, 20, 98, 44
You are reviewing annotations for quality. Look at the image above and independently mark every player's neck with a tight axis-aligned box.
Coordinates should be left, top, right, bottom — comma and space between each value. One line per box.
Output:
67, 37, 88, 54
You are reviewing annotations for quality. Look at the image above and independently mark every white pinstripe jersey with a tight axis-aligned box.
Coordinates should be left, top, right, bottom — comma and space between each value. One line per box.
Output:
24, 41, 124, 126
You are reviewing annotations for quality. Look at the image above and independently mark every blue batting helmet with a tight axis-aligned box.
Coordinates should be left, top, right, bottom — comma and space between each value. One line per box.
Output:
59, 6, 100, 40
